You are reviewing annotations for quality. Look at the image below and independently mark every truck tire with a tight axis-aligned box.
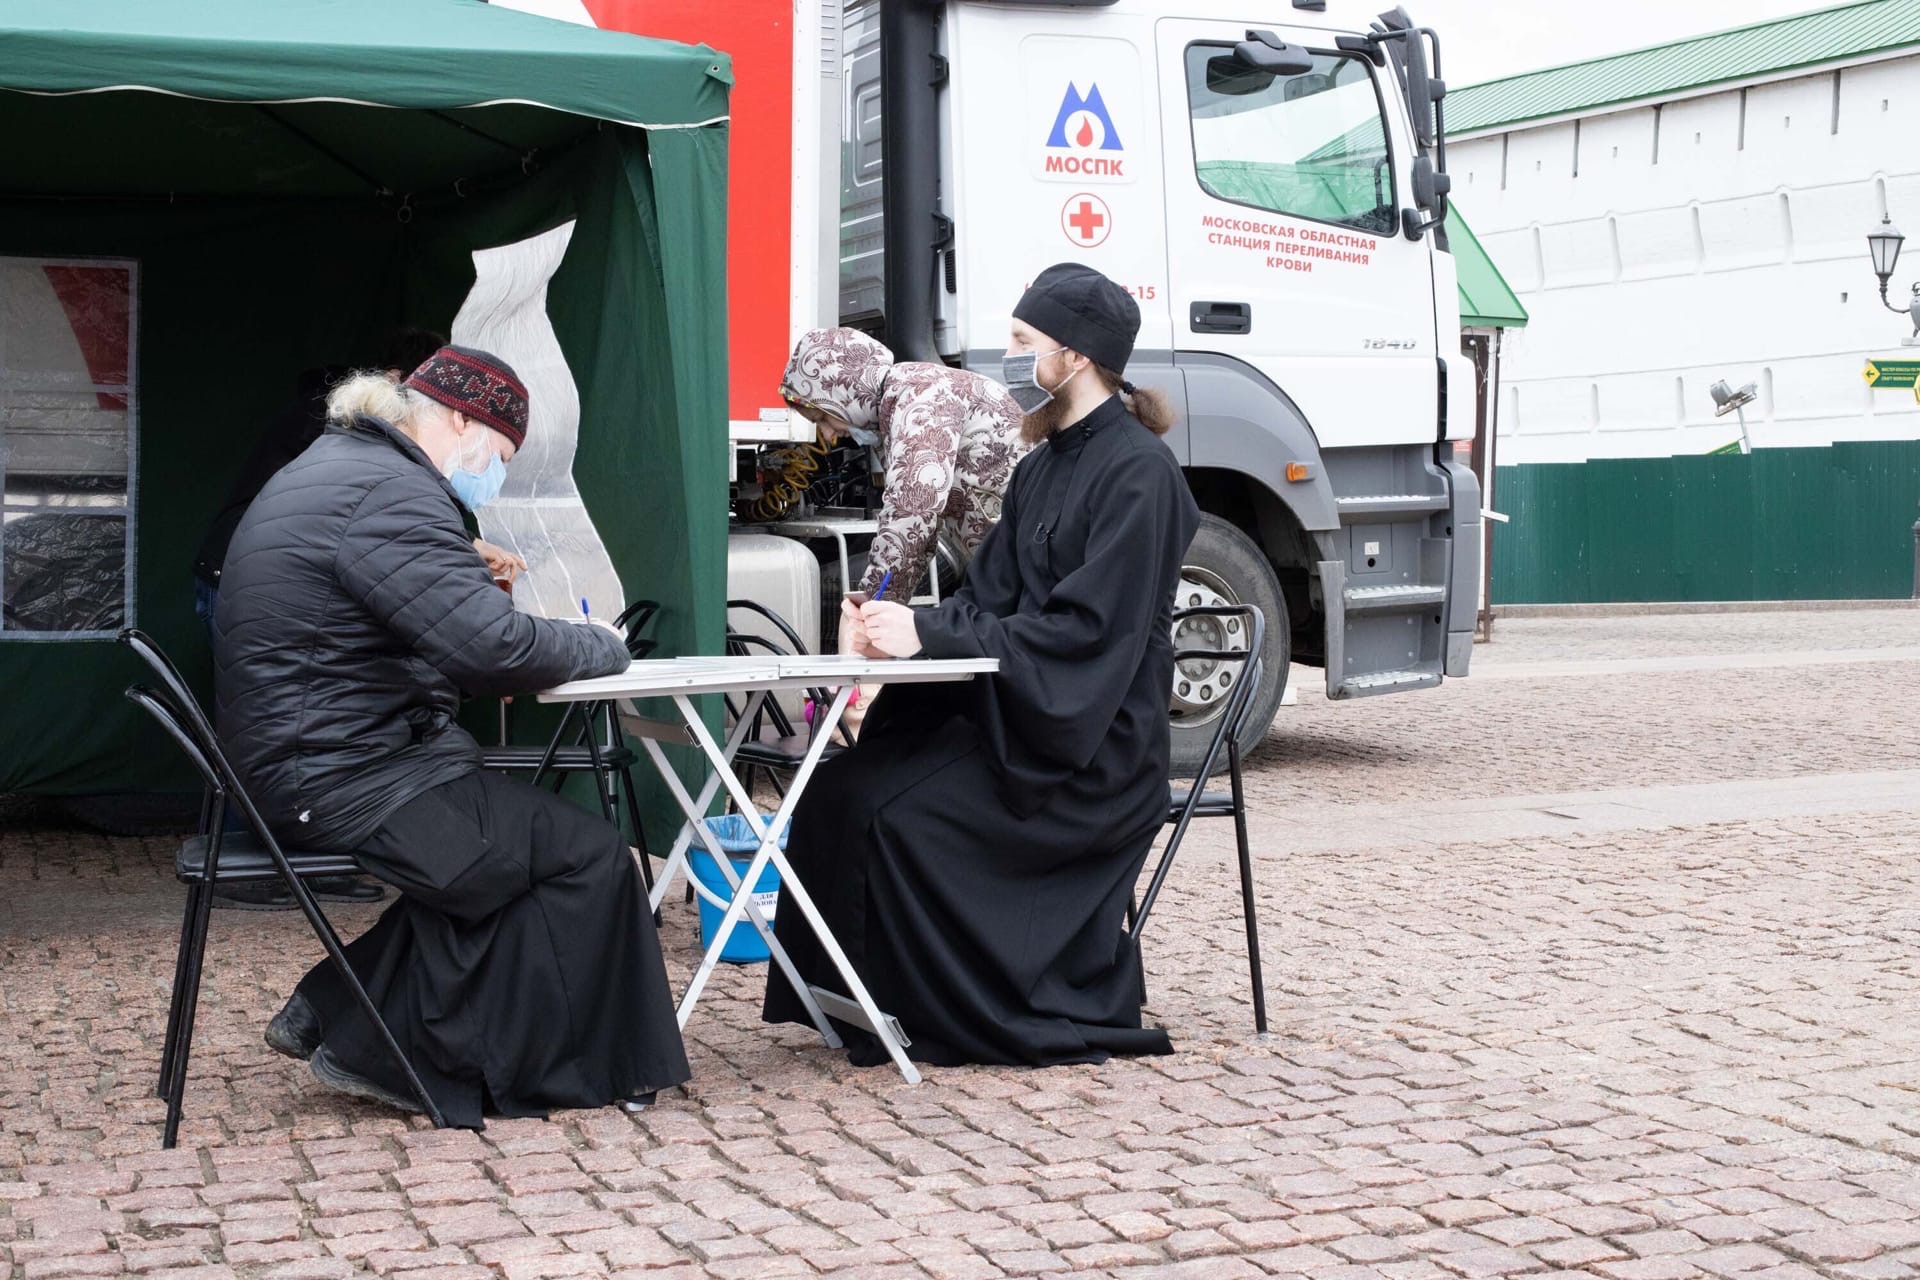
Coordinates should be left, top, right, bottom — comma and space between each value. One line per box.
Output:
1169, 514, 1290, 777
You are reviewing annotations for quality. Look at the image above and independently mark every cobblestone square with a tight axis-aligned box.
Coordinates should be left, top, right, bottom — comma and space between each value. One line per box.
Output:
4, 607, 1918, 1279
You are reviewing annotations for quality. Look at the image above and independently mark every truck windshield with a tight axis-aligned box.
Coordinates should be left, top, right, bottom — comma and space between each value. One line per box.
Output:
1185, 46, 1396, 236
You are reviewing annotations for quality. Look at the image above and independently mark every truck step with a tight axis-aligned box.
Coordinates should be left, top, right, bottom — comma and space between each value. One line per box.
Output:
1336, 668, 1443, 697
1343, 583, 1447, 613
1336, 493, 1448, 520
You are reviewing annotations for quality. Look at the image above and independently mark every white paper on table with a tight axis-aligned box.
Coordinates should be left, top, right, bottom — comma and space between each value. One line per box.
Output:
450, 221, 626, 622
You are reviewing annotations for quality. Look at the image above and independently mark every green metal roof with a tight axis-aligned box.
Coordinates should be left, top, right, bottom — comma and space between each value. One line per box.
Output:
1451, 208, 1528, 329
1446, 0, 1920, 137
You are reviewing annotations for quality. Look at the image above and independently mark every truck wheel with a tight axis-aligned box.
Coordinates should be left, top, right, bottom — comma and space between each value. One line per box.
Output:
1169, 514, 1290, 777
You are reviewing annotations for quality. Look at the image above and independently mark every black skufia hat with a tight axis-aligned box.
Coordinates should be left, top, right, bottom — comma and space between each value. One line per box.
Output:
1012, 263, 1140, 374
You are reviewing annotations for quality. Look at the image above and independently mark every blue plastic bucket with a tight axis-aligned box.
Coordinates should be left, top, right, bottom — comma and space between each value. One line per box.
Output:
689, 814, 787, 963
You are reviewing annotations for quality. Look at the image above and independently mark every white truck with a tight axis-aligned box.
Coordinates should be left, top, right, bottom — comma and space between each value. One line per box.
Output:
513, 0, 1476, 773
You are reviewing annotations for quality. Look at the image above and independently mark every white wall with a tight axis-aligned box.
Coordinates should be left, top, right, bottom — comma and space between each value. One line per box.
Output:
1452, 53, 1920, 465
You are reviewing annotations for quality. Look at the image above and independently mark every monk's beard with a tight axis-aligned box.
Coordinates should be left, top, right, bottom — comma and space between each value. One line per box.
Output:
1020, 397, 1069, 443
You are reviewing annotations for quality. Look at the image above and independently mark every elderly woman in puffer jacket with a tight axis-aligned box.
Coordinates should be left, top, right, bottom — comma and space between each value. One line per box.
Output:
213, 344, 688, 1127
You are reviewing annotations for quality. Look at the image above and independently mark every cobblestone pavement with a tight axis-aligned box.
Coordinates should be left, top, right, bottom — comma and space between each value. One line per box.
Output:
3, 608, 1919, 1279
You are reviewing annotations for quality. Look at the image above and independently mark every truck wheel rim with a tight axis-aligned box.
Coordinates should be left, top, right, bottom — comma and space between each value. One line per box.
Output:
1170, 567, 1247, 727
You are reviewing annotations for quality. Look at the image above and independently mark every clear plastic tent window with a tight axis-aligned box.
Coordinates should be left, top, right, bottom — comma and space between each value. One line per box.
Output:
0, 258, 137, 639
453, 222, 626, 626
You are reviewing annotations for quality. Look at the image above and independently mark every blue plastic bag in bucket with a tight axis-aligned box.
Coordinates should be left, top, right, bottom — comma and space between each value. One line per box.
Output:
690, 814, 788, 963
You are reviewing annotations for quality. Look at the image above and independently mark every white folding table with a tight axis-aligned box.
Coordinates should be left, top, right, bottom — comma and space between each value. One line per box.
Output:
539, 653, 996, 1083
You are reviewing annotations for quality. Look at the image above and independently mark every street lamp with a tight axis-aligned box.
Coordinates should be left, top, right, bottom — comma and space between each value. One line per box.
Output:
1866, 214, 1920, 341
1709, 379, 1757, 454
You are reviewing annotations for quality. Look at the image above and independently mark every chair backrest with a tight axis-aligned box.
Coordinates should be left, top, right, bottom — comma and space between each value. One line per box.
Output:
616, 599, 663, 659
726, 598, 812, 656
1132, 603, 1266, 941
121, 629, 291, 856
122, 628, 221, 749
125, 685, 225, 800
1170, 604, 1267, 783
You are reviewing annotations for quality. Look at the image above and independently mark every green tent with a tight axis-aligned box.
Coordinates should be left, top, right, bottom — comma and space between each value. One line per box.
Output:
0, 0, 731, 827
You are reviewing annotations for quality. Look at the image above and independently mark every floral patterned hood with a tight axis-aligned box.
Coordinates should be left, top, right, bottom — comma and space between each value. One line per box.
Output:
780, 327, 893, 430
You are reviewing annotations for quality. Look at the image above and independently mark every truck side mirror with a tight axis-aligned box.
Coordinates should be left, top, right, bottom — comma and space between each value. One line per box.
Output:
1403, 153, 1452, 239
1401, 29, 1436, 147
1232, 29, 1315, 77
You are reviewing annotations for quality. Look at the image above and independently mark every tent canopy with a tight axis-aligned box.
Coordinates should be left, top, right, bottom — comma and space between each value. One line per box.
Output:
1, 0, 729, 126
2, 0, 728, 202
0, 0, 731, 821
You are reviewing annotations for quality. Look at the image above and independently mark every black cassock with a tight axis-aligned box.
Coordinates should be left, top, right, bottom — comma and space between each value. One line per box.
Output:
764, 395, 1200, 1066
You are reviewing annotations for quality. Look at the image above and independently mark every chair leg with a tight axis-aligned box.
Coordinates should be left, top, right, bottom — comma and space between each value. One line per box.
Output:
279, 871, 448, 1127
157, 879, 205, 1099
162, 872, 219, 1148
1228, 744, 1268, 1035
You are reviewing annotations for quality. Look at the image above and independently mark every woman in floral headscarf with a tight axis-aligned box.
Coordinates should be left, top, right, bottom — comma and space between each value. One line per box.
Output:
780, 328, 1028, 601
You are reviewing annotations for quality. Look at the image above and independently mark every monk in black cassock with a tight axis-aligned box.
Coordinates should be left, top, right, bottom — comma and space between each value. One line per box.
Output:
216, 346, 688, 1125
763, 265, 1200, 1067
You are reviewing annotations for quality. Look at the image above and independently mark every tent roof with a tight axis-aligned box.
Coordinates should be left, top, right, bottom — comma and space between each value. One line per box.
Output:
0, 0, 731, 129
1450, 208, 1528, 330
0, 0, 731, 201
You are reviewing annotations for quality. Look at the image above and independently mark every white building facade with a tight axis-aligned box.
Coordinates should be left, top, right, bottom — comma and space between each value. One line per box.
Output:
1446, 1, 1920, 602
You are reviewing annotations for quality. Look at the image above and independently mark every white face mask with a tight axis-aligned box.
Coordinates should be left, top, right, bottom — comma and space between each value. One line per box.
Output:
844, 423, 881, 448
1002, 348, 1079, 415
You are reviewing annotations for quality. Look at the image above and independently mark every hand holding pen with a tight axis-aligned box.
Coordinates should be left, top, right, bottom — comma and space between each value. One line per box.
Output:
575, 595, 624, 640
856, 569, 921, 658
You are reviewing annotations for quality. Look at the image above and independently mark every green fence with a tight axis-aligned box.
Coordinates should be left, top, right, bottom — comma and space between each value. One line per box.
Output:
1492, 441, 1920, 603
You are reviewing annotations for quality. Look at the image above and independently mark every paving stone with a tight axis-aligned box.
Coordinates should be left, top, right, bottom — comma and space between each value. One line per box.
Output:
5, 614, 1920, 1280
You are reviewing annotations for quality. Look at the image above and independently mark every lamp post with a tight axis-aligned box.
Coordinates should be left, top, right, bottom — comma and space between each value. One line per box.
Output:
1866, 214, 1920, 342
1709, 379, 1757, 454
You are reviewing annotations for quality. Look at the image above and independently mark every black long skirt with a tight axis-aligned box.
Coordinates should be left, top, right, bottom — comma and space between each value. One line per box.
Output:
762, 710, 1172, 1068
293, 771, 689, 1127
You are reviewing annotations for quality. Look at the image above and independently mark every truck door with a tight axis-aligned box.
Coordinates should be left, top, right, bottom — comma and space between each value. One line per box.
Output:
1155, 19, 1437, 450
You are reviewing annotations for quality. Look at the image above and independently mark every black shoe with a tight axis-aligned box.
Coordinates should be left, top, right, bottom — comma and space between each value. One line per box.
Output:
265, 993, 322, 1061
312, 875, 386, 904
309, 1045, 423, 1114
212, 880, 295, 911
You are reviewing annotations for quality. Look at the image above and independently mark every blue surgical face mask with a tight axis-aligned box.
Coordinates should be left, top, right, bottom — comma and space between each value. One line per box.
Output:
444, 430, 507, 510
449, 452, 505, 510
1001, 348, 1078, 415
845, 423, 881, 448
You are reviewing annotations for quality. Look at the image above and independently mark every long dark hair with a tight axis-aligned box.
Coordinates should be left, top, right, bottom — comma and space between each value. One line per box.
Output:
1095, 364, 1176, 436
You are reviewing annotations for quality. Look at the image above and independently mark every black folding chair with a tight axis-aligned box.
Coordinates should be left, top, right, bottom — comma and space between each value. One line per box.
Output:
118, 629, 446, 1145
723, 599, 842, 799
1130, 604, 1270, 1034
480, 599, 660, 898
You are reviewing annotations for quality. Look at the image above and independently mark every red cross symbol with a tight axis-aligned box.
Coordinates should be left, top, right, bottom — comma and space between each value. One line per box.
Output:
1061, 194, 1111, 247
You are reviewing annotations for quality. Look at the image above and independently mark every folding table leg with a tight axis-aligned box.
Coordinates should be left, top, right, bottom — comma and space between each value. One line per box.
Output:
676, 689, 923, 1085
638, 691, 764, 913
643, 697, 842, 1049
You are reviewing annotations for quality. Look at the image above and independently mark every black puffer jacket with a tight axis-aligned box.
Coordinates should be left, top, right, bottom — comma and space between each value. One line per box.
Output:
213, 414, 630, 852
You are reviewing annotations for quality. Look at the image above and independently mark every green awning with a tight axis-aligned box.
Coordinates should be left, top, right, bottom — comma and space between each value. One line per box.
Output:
1451, 207, 1529, 329
0, 0, 730, 129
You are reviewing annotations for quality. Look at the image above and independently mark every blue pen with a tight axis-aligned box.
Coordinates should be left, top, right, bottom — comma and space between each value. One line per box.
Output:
580, 596, 591, 619
873, 570, 892, 602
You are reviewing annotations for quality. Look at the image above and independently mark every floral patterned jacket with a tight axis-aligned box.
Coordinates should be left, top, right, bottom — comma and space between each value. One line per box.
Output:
781, 328, 1029, 598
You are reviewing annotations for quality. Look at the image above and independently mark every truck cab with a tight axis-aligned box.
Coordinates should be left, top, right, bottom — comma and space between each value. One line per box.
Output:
519, 0, 1478, 773
844, 1, 1478, 768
